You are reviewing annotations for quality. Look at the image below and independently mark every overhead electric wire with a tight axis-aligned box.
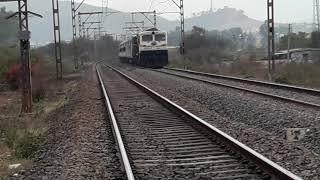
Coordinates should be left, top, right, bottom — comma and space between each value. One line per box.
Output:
157, 1, 175, 15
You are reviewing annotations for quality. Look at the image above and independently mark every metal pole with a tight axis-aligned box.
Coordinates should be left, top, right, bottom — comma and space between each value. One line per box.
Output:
267, 0, 275, 79
2, 0, 42, 113
316, 0, 320, 32
314, 0, 316, 31
287, 24, 291, 61
180, 0, 185, 55
78, 12, 82, 38
52, 0, 63, 80
153, 10, 157, 28
18, 0, 32, 113
86, 28, 89, 39
71, 0, 78, 69
94, 31, 97, 61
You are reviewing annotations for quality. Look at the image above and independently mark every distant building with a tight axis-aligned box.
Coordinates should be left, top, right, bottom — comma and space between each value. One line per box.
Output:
275, 48, 320, 63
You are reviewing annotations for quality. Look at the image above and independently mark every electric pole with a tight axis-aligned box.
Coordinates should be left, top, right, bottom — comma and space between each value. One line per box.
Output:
71, 0, 78, 69
179, 0, 185, 55
287, 24, 292, 61
314, 0, 320, 31
267, 0, 275, 80
78, 13, 82, 38
52, 0, 63, 80
1, 0, 42, 113
17, 0, 32, 113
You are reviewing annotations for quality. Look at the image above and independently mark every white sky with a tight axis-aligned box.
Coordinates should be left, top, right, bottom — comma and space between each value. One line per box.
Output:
75, 0, 313, 23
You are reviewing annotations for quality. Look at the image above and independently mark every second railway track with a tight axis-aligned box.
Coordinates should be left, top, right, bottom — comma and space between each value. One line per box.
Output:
97, 64, 301, 180
153, 68, 320, 109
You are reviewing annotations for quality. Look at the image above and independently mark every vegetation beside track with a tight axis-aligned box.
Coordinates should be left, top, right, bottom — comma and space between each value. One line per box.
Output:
0, 56, 76, 177
169, 26, 320, 89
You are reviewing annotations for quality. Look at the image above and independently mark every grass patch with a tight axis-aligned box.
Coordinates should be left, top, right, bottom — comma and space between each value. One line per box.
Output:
2, 128, 45, 159
169, 49, 320, 89
275, 63, 320, 88
14, 130, 45, 159
0, 55, 73, 177
0, 46, 17, 80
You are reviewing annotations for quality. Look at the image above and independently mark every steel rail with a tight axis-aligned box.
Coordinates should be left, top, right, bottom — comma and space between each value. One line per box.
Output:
156, 70, 320, 109
106, 64, 302, 180
165, 67, 320, 96
96, 66, 135, 180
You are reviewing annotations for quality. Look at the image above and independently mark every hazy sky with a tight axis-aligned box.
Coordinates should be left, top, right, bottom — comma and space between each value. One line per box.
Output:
75, 0, 313, 23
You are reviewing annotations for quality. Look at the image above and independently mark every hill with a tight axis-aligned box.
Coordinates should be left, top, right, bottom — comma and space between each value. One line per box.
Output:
3, 1, 264, 44
183, 7, 262, 32
0, 7, 18, 44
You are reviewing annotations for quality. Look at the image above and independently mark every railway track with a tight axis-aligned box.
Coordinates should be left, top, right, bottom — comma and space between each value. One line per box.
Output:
152, 68, 320, 109
96, 64, 301, 180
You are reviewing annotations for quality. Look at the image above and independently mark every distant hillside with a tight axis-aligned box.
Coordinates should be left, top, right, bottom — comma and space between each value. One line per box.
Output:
183, 7, 262, 32
0, 7, 18, 44
2, 2, 268, 44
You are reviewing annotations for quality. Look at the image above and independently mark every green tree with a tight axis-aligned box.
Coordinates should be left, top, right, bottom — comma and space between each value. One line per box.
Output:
279, 32, 310, 50
259, 21, 268, 48
310, 31, 320, 48
0, 6, 18, 44
185, 26, 207, 49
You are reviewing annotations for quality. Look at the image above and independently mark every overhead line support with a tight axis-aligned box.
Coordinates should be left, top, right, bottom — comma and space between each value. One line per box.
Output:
1, 0, 42, 113
71, 0, 78, 69
267, 0, 275, 79
171, 0, 185, 55
52, 0, 63, 80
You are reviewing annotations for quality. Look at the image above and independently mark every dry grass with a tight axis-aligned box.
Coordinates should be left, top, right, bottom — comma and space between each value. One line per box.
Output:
0, 56, 75, 178
274, 63, 320, 88
169, 50, 320, 89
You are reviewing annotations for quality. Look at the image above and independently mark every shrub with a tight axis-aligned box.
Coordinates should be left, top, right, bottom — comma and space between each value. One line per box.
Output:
14, 131, 44, 159
33, 86, 46, 102
0, 46, 18, 80
3, 128, 45, 159
274, 76, 291, 84
5, 64, 20, 90
4, 128, 18, 149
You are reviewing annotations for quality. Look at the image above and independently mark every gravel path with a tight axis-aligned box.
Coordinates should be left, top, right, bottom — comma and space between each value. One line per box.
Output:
115, 63, 320, 180
159, 68, 320, 106
15, 67, 125, 179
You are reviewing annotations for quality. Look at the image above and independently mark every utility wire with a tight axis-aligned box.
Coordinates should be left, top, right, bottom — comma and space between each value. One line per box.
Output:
157, 1, 174, 14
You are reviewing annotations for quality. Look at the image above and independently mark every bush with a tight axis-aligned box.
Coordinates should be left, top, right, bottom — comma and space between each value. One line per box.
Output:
274, 76, 291, 84
33, 86, 46, 102
0, 46, 18, 80
3, 128, 45, 159
275, 63, 320, 88
14, 131, 44, 159
4, 128, 18, 149
5, 64, 20, 90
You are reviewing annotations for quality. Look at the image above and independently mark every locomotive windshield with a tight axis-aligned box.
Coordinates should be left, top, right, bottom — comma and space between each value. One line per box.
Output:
155, 34, 166, 41
142, 35, 153, 42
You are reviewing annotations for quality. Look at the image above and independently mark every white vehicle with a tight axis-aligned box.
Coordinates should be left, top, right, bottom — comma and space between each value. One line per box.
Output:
119, 28, 168, 68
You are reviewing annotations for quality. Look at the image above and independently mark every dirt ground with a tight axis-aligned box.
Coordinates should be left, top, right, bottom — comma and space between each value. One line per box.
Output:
0, 64, 124, 179
0, 74, 77, 178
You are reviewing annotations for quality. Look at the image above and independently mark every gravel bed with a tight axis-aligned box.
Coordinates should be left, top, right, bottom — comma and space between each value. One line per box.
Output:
115, 63, 320, 180
13, 68, 125, 179
100, 66, 267, 180
159, 68, 320, 105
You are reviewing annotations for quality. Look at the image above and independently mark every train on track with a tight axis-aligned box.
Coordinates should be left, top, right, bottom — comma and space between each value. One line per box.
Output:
118, 28, 168, 68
